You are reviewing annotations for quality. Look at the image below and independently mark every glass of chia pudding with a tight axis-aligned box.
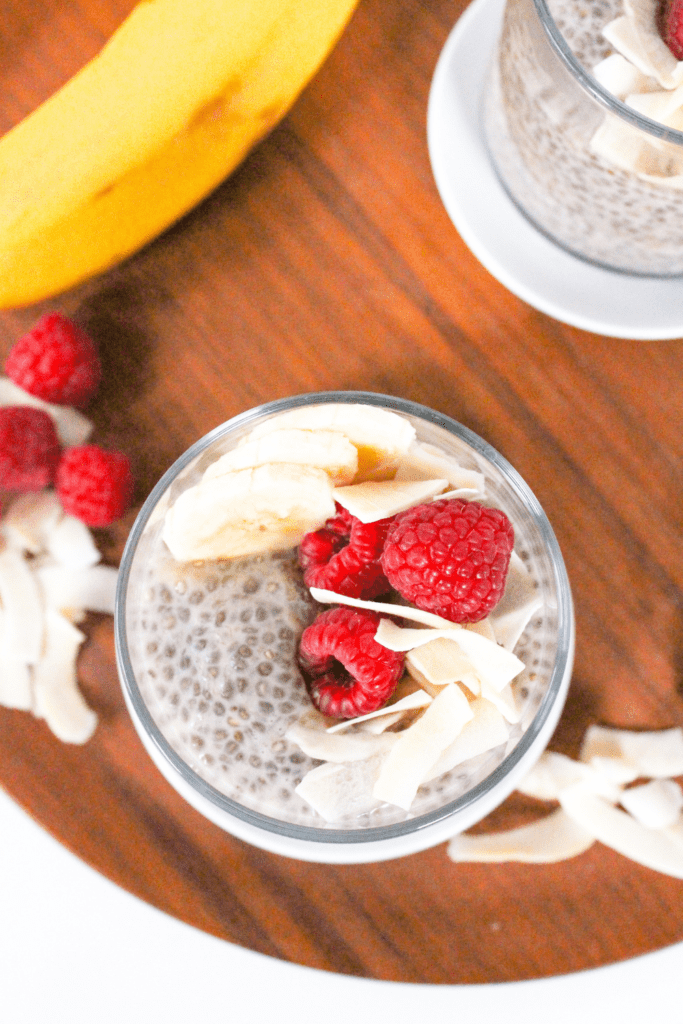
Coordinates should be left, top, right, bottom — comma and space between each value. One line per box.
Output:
115, 392, 574, 863
485, 0, 683, 274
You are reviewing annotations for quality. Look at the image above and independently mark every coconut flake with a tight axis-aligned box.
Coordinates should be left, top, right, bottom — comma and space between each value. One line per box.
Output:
425, 697, 509, 781
2, 491, 63, 553
0, 376, 93, 447
559, 783, 683, 878
36, 564, 118, 616
593, 52, 659, 98
580, 724, 683, 778
0, 546, 44, 664
333, 478, 448, 523
516, 750, 623, 803
619, 779, 683, 829
623, 0, 683, 88
309, 588, 461, 629
405, 637, 480, 696
373, 684, 474, 810
394, 442, 486, 494
325, 686, 432, 733
44, 514, 101, 569
286, 719, 399, 763
488, 552, 543, 651
479, 680, 521, 724
32, 609, 96, 744
447, 808, 595, 863
294, 752, 387, 822
0, 608, 33, 711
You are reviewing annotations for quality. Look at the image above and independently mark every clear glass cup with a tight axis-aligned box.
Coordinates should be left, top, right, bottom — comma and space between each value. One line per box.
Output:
484, 0, 683, 275
115, 392, 574, 863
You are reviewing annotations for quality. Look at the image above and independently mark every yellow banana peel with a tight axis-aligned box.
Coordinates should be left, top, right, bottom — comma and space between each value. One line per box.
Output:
0, 0, 359, 308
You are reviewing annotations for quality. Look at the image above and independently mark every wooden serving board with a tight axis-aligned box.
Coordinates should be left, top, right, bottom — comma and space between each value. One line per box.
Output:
1, 0, 683, 985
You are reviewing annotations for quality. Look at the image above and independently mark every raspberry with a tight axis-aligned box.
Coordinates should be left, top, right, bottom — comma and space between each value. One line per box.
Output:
380, 498, 514, 624
0, 407, 60, 491
661, 0, 683, 58
56, 445, 134, 527
298, 503, 393, 600
6, 312, 101, 408
298, 606, 405, 719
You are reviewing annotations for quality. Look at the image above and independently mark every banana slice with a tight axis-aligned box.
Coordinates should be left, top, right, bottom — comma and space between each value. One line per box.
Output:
204, 428, 358, 486
242, 404, 416, 481
163, 462, 336, 561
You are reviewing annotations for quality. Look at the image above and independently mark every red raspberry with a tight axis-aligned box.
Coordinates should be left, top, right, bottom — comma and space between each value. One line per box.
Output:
0, 407, 60, 491
298, 504, 393, 600
380, 498, 514, 624
298, 606, 405, 719
661, 0, 683, 58
56, 445, 134, 527
6, 313, 101, 408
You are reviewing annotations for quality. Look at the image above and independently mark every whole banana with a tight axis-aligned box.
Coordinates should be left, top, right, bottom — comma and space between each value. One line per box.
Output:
0, 0, 359, 308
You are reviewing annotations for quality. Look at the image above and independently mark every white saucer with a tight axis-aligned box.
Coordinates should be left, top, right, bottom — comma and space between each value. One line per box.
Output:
427, 0, 683, 340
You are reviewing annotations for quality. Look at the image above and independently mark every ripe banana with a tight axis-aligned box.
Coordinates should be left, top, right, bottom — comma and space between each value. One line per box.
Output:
0, 0, 359, 308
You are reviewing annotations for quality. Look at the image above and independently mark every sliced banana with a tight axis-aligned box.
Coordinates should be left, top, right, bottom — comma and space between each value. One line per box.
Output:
204, 428, 358, 486
242, 403, 416, 481
162, 462, 336, 561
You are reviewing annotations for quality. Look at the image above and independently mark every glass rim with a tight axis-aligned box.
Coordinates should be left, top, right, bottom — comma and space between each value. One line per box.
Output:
115, 390, 574, 846
533, 0, 683, 146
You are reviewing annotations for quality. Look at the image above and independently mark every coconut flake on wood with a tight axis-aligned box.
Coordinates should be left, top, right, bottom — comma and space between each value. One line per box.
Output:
2, 491, 63, 554
425, 697, 509, 782
36, 564, 118, 616
619, 779, 683, 829
0, 608, 33, 710
0, 546, 44, 664
45, 515, 101, 569
559, 783, 683, 878
447, 808, 595, 863
580, 724, 683, 778
373, 684, 474, 810
333, 478, 448, 523
0, 376, 93, 447
32, 609, 96, 744
516, 750, 623, 803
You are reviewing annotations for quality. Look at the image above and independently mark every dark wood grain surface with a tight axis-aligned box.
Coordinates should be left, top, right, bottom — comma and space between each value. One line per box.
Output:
2, 0, 683, 985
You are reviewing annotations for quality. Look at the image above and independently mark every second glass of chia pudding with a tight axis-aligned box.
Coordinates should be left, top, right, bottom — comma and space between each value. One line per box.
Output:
484, 0, 683, 274
115, 392, 574, 863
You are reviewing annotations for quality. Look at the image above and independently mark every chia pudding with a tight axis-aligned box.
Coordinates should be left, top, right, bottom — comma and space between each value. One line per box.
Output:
484, 0, 683, 274
117, 396, 573, 848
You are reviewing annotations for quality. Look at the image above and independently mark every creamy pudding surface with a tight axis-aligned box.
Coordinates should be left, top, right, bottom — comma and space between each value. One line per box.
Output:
485, 0, 683, 274
123, 404, 564, 831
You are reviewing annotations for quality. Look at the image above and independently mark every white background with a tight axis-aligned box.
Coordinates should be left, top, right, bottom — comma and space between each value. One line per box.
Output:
1, 786, 680, 1024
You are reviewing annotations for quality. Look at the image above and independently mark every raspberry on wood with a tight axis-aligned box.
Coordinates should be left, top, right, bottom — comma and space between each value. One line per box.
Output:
298, 606, 405, 719
6, 312, 101, 408
0, 406, 61, 491
380, 498, 514, 624
298, 503, 393, 600
56, 444, 134, 527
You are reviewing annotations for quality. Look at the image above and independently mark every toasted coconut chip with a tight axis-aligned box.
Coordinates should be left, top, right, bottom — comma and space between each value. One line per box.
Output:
286, 719, 399, 763
45, 514, 101, 569
325, 686, 432, 734
447, 808, 595, 863
623, 0, 683, 88
465, 618, 497, 643
0, 608, 32, 711
516, 750, 623, 803
0, 376, 93, 447
559, 783, 683, 878
619, 779, 683, 829
360, 711, 406, 734
373, 683, 474, 810
0, 546, 44, 664
333, 478, 448, 523
587, 755, 640, 785
662, 820, 683, 850
593, 52, 658, 98
406, 637, 480, 697
480, 680, 521, 724
425, 697, 509, 782
375, 618, 524, 693
488, 552, 543, 651
309, 588, 460, 629
36, 564, 118, 616
33, 609, 96, 744
2, 491, 63, 554
294, 752, 387, 822
580, 724, 683, 777
435, 488, 483, 501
